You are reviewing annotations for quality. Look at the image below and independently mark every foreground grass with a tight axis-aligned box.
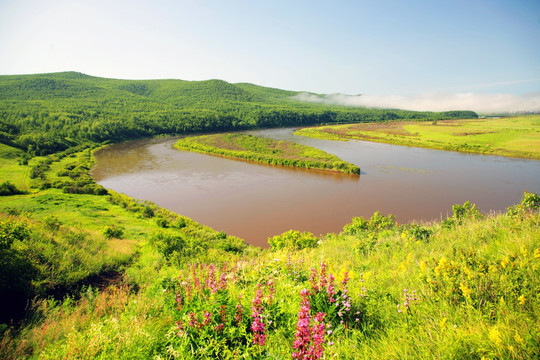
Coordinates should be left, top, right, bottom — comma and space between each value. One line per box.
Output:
174, 133, 360, 174
2, 193, 538, 359
295, 116, 540, 159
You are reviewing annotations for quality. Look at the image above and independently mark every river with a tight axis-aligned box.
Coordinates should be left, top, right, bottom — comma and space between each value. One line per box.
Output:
92, 128, 540, 247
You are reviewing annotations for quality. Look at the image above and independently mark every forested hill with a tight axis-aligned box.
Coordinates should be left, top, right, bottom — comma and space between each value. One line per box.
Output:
0, 71, 477, 155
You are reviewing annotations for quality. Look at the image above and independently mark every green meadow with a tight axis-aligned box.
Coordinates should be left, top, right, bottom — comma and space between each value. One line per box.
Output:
174, 133, 360, 174
295, 116, 540, 159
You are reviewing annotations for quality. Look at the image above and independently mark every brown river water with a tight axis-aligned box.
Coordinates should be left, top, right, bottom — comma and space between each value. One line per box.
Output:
92, 128, 540, 248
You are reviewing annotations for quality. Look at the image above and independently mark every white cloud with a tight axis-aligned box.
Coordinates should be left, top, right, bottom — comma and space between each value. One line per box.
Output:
293, 92, 540, 114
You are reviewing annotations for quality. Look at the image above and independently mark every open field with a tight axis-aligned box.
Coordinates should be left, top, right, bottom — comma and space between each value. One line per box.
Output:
295, 116, 540, 159
174, 133, 361, 174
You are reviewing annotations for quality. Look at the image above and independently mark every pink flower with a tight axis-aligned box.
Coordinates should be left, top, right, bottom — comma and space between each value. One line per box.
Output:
251, 289, 266, 345
292, 289, 327, 360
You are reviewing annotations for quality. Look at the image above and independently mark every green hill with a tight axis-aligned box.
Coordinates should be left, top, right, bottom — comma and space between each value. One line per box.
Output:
0, 72, 477, 155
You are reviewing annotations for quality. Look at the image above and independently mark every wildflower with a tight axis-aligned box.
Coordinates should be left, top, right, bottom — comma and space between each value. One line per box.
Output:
218, 272, 227, 290
488, 327, 502, 347
251, 289, 266, 345
267, 278, 275, 304
459, 282, 472, 299
517, 294, 526, 305
203, 311, 212, 326
235, 294, 243, 325
326, 274, 336, 301
439, 317, 447, 330
310, 268, 319, 292
514, 332, 524, 344
420, 260, 428, 273
292, 289, 327, 360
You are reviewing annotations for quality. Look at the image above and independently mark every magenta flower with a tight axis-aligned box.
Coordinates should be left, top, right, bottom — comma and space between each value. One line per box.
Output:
251, 289, 266, 345
292, 289, 327, 360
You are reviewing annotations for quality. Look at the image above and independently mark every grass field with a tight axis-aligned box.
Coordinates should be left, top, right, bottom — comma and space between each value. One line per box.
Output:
174, 133, 360, 174
294, 115, 540, 159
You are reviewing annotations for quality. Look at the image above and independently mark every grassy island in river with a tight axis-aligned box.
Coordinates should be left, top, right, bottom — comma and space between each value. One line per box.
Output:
174, 133, 361, 174
294, 116, 540, 159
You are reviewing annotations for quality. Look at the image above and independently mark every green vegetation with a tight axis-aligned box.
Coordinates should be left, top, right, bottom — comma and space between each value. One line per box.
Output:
174, 133, 360, 174
1, 72, 537, 358
295, 116, 540, 159
0, 71, 476, 156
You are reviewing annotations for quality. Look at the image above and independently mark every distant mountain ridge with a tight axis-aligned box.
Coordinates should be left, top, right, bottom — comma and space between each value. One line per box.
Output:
0, 72, 477, 155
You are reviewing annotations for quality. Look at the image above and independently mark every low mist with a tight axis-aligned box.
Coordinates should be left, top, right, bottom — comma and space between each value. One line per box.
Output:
294, 92, 540, 114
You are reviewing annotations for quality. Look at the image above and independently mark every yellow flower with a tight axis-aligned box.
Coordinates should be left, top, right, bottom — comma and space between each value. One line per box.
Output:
434, 256, 448, 275
420, 260, 428, 273
439, 317, 447, 330
534, 248, 540, 259
514, 332, 524, 344
488, 327, 502, 347
520, 245, 528, 258
517, 294, 526, 305
459, 282, 472, 299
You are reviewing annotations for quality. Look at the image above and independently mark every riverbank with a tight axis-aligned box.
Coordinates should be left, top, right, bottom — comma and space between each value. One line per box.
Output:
174, 133, 361, 174
294, 116, 540, 160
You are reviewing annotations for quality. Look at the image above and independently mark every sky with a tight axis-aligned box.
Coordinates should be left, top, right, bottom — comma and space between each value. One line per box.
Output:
1, 0, 540, 113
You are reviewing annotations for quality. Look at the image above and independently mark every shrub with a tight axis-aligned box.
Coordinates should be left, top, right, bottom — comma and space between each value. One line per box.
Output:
174, 218, 187, 229
343, 211, 396, 236
103, 225, 124, 239
0, 218, 36, 323
143, 205, 155, 218
268, 230, 319, 251
150, 231, 186, 259
155, 217, 169, 228
507, 191, 540, 218
400, 223, 433, 242
44, 216, 62, 231
0, 181, 25, 196
442, 201, 482, 228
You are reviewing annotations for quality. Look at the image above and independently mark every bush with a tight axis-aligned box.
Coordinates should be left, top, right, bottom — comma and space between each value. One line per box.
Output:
442, 201, 482, 228
174, 218, 186, 229
150, 231, 186, 259
0, 181, 26, 196
507, 191, 540, 218
343, 211, 396, 236
143, 205, 155, 218
103, 225, 124, 239
268, 230, 318, 251
0, 218, 36, 323
155, 217, 169, 228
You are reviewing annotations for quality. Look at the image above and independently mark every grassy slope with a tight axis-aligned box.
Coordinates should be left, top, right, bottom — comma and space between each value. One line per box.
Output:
0, 144, 28, 190
2, 192, 538, 359
174, 133, 360, 174
295, 116, 540, 159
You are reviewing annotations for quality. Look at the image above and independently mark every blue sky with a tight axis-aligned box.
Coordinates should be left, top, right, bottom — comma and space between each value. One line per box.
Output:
1, 0, 539, 112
